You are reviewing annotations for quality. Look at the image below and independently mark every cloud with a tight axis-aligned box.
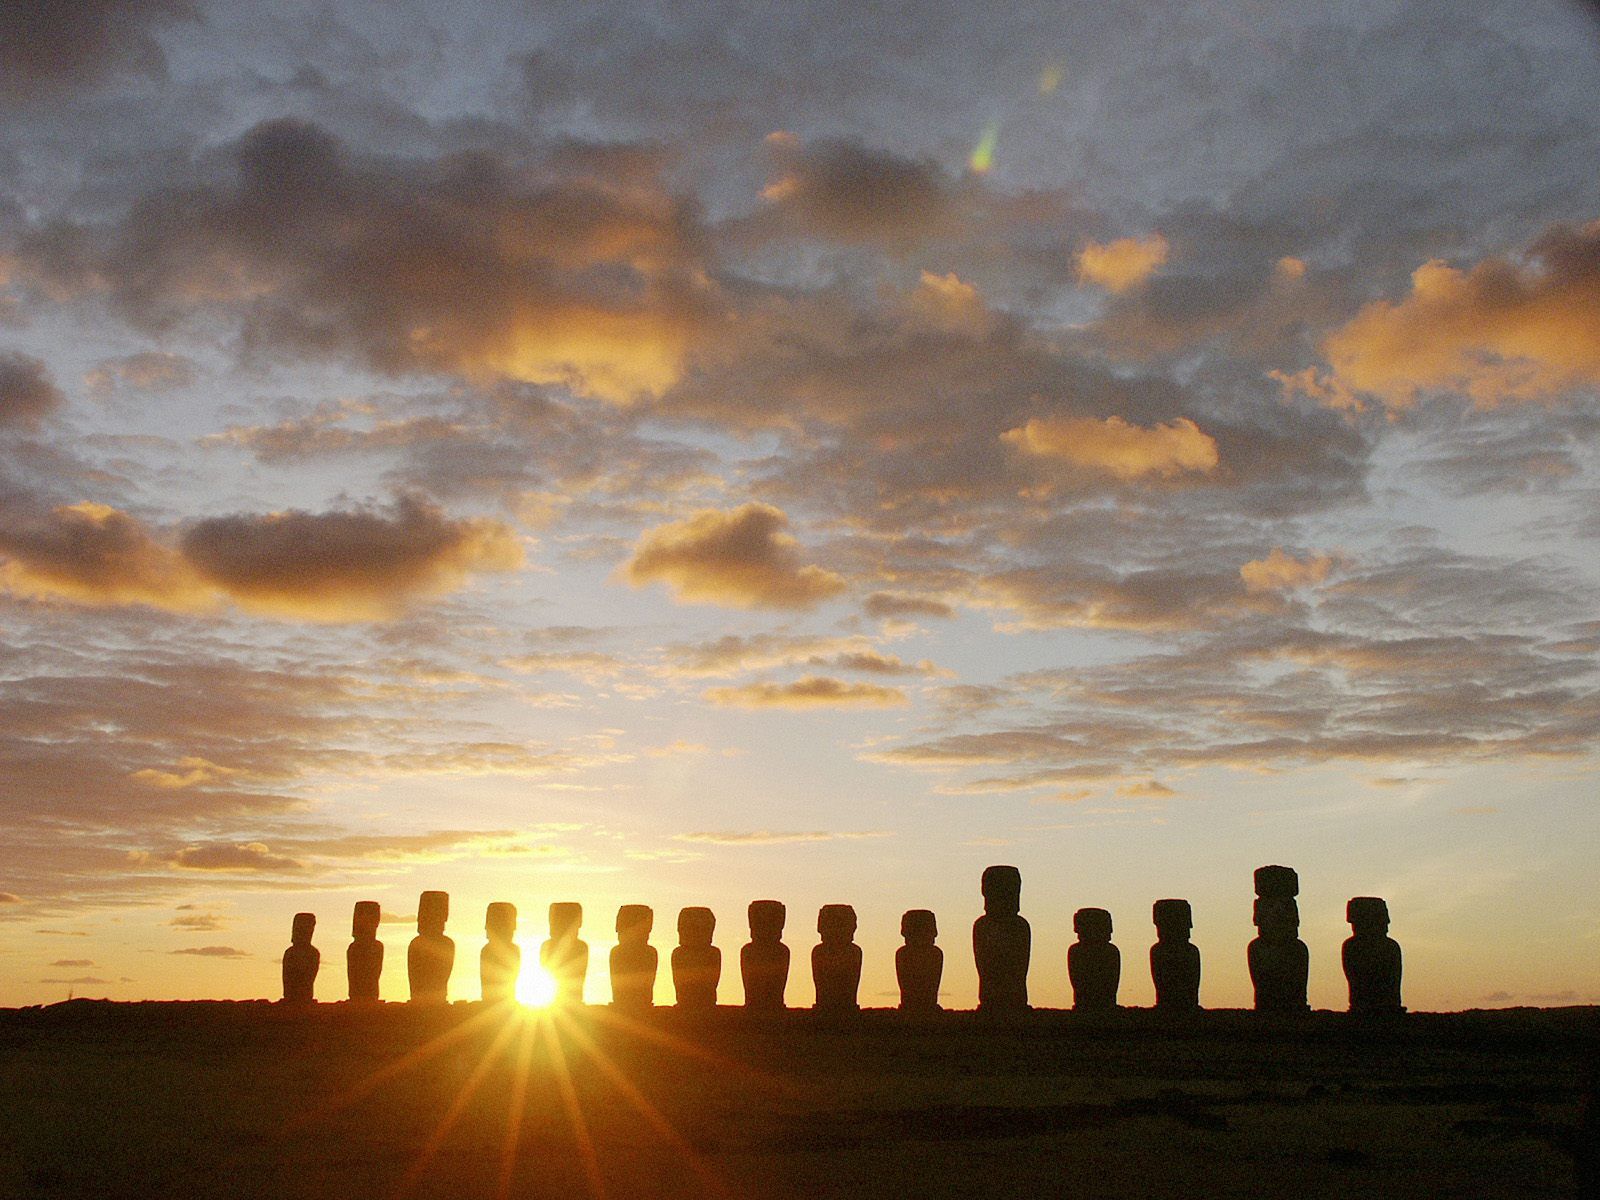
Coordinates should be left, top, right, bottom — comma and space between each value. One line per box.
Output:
168, 912, 226, 931
0, 0, 195, 100
1322, 219, 1600, 408
623, 502, 845, 609
863, 592, 955, 620
49, 959, 94, 967
1240, 548, 1338, 593
0, 494, 519, 619
15, 119, 709, 402
179, 494, 522, 620
703, 675, 907, 709
0, 892, 21, 903
153, 842, 305, 872
755, 134, 952, 242
84, 351, 196, 396
0, 352, 65, 429
1116, 780, 1176, 798
41, 976, 114, 986
0, 500, 212, 611
663, 631, 940, 678
1002, 415, 1219, 480
673, 829, 890, 845
169, 945, 250, 959
1077, 234, 1169, 292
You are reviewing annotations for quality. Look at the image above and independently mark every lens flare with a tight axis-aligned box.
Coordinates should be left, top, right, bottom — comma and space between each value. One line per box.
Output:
969, 123, 999, 174
516, 962, 558, 1007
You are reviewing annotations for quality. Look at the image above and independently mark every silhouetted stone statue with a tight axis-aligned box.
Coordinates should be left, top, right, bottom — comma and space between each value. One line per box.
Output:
610, 904, 657, 1010
741, 899, 789, 1012
896, 909, 942, 1013
480, 902, 521, 1004
541, 902, 588, 1006
1249, 899, 1309, 1013
1149, 898, 1201, 1011
1254, 864, 1299, 901
811, 904, 862, 1014
282, 912, 319, 1004
973, 865, 1030, 1014
408, 890, 454, 1005
672, 906, 720, 1010
1342, 896, 1403, 1014
347, 900, 383, 1002
1068, 907, 1120, 1011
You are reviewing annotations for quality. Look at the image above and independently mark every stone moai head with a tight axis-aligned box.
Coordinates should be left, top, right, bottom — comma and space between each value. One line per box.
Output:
817, 904, 857, 944
616, 904, 653, 945
678, 906, 715, 947
549, 902, 582, 940
1074, 907, 1113, 944
1254, 864, 1300, 899
352, 901, 381, 940
1347, 896, 1389, 936
1254, 895, 1299, 941
486, 902, 517, 942
901, 909, 937, 945
1152, 898, 1191, 941
291, 912, 316, 945
981, 865, 1022, 916
748, 899, 785, 942
418, 890, 449, 937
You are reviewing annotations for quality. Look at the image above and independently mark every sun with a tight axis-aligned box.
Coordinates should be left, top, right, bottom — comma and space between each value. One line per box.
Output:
515, 961, 557, 1008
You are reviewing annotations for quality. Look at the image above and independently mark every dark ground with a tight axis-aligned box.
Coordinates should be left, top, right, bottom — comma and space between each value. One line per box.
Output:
0, 1001, 1594, 1199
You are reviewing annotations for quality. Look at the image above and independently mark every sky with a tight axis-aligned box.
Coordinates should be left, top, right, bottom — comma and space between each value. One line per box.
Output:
1, 0, 1598, 1012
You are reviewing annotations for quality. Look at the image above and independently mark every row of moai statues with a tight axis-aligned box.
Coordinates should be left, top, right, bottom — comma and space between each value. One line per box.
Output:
281, 865, 1402, 1013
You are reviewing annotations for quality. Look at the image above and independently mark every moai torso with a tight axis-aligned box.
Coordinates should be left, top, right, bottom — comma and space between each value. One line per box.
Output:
480, 902, 521, 1004
408, 890, 455, 1004
1249, 868, 1308, 1013
282, 912, 320, 1004
542, 902, 589, 1005
672, 906, 721, 1010
741, 900, 790, 1012
896, 909, 942, 1013
610, 905, 658, 1010
1342, 897, 1403, 1013
347, 900, 384, 1002
1149, 898, 1201, 1011
1068, 907, 1120, 1011
811, 904, 862, 1013
973, 865, 1030, 1013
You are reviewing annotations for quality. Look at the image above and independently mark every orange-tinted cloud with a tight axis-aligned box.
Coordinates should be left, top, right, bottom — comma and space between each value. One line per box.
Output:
180, 495, 521, 620
16, 119, 707, 403
623, 502, 845, 609
1240, 547, 1337, 593
0, 494, 519, 620
0, 501, 212, 611
1002, 415, 1219, 480
1077, 234, 1169, 292
1322, 219, 1600, 407
703, 675, 907, 709
156, 842, 305, 872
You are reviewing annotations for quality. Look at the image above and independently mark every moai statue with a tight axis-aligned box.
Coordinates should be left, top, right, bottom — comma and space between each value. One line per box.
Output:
672, 906, 720, 1010
347, 901, 384, 1002
1249, 866, 1309, 1013
480, 902, 521, 1004
811, 904, 862, 1014
973, 865, 1030, 1014
541, 902, 588, 1006
896, 909, 942, 1013
1149, 898, 1201, 1011
1068, 907, 1120, 1011
741, 899, 790, 1012
408, 890, 455, 1005
610, 904, 658, 1011
282, 912, 320, 1004
1342, 897, 1404, 1014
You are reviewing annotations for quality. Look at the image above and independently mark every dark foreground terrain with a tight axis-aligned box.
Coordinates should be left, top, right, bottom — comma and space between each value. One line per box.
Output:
0, 1001, 1594, 1199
